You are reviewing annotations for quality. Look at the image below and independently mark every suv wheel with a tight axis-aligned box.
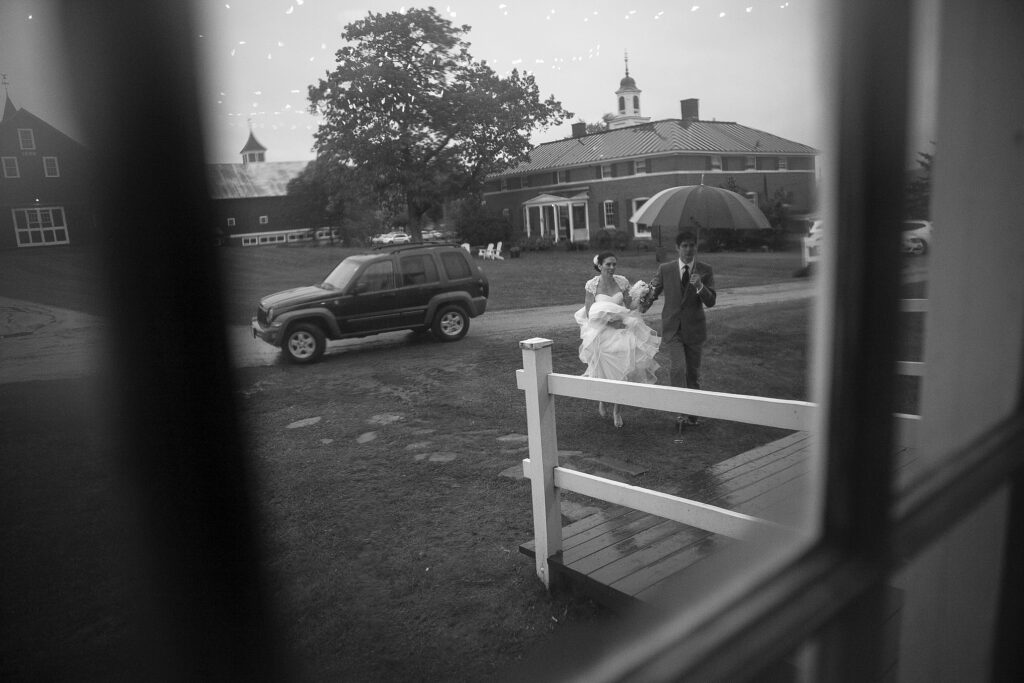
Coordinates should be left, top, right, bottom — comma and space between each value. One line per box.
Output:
432, 305, 469, 342
283, 322, 326, 364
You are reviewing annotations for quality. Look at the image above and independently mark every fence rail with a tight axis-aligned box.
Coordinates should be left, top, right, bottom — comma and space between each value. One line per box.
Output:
517, 300, 926, 587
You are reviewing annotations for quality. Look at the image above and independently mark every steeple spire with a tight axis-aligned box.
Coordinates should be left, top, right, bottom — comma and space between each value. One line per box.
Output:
624, 50, 630, 79
1, 74, 17, 123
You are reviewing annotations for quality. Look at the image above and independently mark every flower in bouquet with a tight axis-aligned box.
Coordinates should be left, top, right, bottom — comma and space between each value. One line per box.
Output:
628, 280, 651, 309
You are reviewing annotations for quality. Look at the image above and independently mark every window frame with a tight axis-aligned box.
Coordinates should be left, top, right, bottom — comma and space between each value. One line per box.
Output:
18, 128, 36, 151
43, 156, 61, 177
2, 156, 20, 178
602, 199, 617, 228
630, 197, 651, 238
56, 2, 1024, 680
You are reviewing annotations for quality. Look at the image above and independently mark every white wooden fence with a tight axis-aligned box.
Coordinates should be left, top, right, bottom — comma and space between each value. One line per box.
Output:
516, 299, 926, 588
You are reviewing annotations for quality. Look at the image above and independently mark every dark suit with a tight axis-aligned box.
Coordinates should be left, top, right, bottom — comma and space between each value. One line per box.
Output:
646, 260, 717, 389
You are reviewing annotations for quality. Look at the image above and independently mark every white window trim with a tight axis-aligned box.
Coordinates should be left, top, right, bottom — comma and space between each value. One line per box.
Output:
258, 215, 269, 225
600, 164, 612, 179
602, 200, 617, 228
710, 155, 722, 171
631, 197, 652, 238
633, 159, 647, 175
13, 206, 70, 247
226, 217, 236, 227
43, 156, 60, 178
18, 128, 36, 151
2, 156, 20, 178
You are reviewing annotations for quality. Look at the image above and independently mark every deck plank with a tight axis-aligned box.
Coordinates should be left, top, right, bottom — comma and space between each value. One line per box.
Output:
520, 432, 914, 617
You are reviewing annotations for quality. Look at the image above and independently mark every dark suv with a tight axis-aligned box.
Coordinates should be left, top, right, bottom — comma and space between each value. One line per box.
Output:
251, 243, 489, 364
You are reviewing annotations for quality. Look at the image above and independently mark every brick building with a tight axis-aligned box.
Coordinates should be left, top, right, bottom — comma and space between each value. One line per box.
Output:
482, 69, 819, 248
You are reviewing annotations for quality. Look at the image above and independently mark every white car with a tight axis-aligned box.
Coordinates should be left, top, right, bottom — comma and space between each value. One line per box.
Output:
371, 231, 411, 246
901, 219, 933, 255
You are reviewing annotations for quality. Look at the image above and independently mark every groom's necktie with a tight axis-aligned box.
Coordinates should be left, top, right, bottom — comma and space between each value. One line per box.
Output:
681, 264, 690, 290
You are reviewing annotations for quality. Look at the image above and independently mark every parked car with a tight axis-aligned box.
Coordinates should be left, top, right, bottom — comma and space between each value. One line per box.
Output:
901, 219, 933, 255
251, 243, 489, 364
370, 230, 411, 246
421, 229, 443, 240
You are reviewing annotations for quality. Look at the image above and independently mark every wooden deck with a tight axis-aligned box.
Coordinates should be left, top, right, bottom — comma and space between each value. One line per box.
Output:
520, 432, 914, 612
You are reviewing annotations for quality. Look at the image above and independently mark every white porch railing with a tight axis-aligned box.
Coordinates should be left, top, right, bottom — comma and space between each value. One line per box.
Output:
516, 318, 925, 588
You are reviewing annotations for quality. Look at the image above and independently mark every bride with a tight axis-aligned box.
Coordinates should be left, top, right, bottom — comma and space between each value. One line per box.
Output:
573, 252, 660, 428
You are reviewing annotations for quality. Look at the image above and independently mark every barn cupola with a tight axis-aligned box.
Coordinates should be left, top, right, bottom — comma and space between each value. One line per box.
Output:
239, 123, 267, 165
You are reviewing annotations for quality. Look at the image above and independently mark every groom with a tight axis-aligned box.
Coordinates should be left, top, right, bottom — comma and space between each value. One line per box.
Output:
639, 231, 717, 426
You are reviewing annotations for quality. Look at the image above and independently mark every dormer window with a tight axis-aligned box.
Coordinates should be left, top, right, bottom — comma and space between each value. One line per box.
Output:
243, 150, 265, 164
18, 129, 36, 151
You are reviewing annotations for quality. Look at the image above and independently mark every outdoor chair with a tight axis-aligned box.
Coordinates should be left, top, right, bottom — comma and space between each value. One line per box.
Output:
492, 241, 505, 260
478, 243, 494, 258
461, 242, 471, 253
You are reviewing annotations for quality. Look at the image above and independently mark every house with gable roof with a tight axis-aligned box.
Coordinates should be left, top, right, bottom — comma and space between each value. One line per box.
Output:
205, 129, 337, 246
482, 67, 819, 248
0, 85, 96, 249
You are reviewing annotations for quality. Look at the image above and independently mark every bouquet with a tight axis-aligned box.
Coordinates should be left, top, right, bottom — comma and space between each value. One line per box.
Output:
628, 280, 651, 310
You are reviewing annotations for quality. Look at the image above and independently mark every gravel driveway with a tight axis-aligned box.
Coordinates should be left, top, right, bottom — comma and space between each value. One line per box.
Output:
0, 280, 817, 384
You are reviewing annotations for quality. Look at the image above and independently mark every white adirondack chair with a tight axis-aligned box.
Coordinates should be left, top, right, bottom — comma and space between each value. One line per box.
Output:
478, 243, 494, 258
461, 242, 471, 253
492, 241, 504, 260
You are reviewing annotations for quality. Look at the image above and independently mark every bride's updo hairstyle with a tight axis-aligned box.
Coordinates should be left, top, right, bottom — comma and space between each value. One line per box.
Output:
593, 251, 616, 272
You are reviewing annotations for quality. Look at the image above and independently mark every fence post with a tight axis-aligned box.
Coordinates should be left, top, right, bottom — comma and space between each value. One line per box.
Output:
520, 337, 562, 589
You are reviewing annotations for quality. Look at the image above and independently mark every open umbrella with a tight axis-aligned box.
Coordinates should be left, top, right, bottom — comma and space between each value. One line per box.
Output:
629, 184, 771, 248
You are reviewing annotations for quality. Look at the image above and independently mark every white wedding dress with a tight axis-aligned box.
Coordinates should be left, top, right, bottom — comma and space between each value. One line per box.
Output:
574, 277, 660, 385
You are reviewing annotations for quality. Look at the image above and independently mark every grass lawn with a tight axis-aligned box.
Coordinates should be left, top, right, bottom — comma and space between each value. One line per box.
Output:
0, 244, 922, 680
0, 243, 806, 324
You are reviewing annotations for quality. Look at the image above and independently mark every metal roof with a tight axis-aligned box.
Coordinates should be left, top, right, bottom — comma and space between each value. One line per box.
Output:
492, 118, 818, 178
206, 161, 309, 199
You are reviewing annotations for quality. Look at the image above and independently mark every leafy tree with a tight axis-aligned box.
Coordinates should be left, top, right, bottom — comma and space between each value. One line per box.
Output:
905, 147, 934, 219
447, 197, 510, 245
582, 117, 609, 134
286, 159, 386, 244
307, 7, 572, 238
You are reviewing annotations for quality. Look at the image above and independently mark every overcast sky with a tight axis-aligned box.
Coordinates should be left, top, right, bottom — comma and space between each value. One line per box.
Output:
2, 0, 936, 166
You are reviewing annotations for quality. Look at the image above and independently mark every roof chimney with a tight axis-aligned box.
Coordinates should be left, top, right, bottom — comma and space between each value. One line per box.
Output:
571, 122, 587, 138
680, 98, 699, 121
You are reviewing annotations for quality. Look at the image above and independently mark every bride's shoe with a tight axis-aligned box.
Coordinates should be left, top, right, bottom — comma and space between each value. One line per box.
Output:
598, 402, 607, 418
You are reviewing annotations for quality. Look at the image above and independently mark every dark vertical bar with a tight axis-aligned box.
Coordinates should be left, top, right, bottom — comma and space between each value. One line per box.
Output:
815, 0, 911, 678
58, 2, 287, 679
993, 467, 1024, 680
823, 0, 909, 554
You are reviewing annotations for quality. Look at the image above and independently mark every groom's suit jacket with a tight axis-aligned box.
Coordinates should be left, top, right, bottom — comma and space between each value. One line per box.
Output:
648, 260, 717, 345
